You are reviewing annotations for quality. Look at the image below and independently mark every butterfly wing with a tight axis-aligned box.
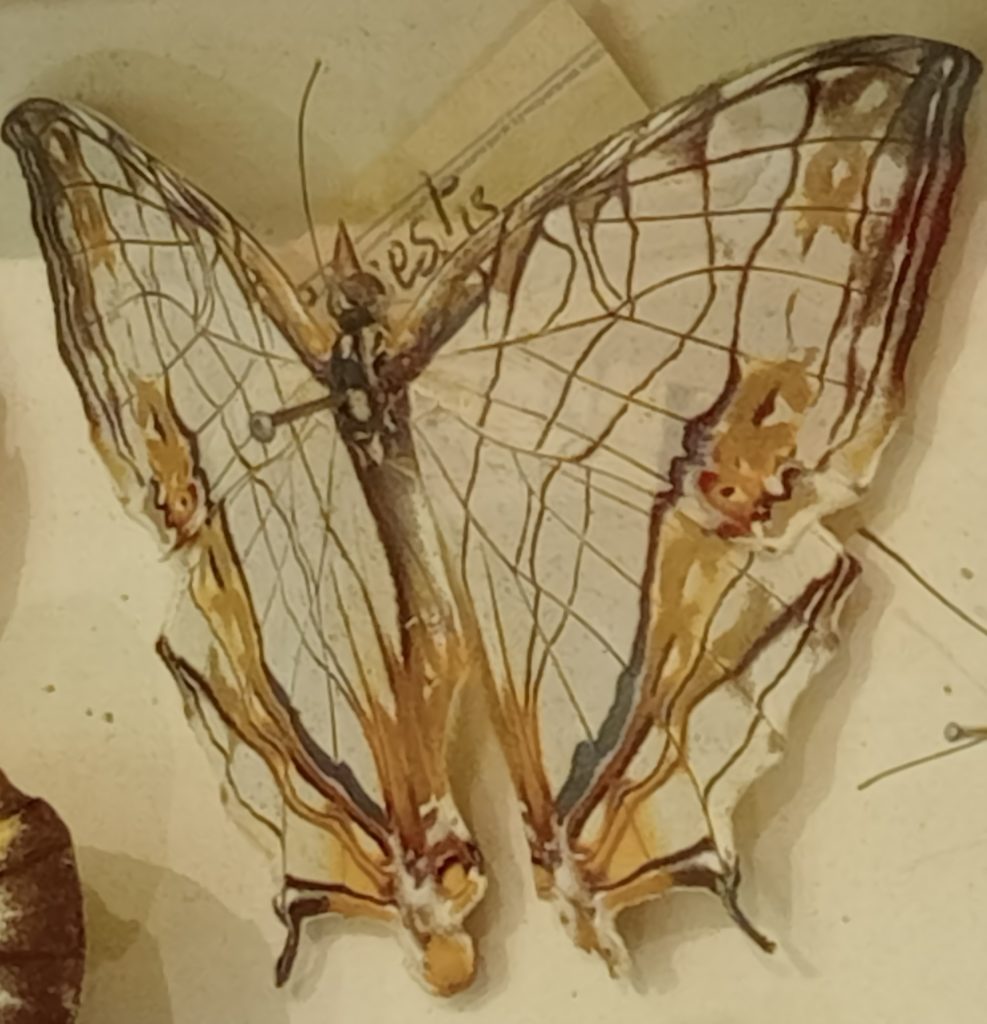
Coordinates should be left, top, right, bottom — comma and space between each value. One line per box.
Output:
3, 100, 485, 994
405, 36, 980, 964
0, 770, 85, 1023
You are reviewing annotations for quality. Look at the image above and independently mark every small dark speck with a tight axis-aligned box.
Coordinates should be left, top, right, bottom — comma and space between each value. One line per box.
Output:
961, 567, 974, 580
944, 684, 953, 695
151, 697, 159, 706
85, 708, 93, 717
120, 593, 130, 602
43, 684, 55, 693
103, 712, 115, 724
841, 914, 850, 924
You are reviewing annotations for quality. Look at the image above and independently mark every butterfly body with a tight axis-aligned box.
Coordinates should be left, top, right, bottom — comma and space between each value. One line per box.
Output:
3, 34, 979, 992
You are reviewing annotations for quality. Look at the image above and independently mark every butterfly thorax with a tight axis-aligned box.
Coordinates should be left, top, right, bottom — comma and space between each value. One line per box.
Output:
325, 325, 405, 466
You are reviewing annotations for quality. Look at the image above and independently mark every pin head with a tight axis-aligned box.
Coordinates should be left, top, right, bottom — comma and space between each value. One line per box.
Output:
249, 411, 276, 444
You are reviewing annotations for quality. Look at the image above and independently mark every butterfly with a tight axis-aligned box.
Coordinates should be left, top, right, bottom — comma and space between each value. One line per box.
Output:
2, 34, 979, 994
0, 769, 86, 1022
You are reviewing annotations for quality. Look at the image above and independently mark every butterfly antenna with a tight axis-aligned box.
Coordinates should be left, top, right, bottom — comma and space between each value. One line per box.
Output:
297, 59, 332, 294
859, 528, 987, 640
855, 529, 987, 789
858, 727, 987, 791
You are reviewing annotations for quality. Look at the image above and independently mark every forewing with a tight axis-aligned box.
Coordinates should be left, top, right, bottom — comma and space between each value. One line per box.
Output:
3, 100, 483, 989
0, 770, 85, 1024
408, 36, 979, 960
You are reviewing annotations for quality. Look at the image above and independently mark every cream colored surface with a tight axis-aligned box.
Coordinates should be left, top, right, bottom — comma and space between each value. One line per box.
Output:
0, 2, 986, 1023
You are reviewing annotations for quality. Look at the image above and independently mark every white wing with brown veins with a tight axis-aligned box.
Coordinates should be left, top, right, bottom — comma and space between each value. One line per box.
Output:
403, 34, 979, 965
3, 98, 485, 995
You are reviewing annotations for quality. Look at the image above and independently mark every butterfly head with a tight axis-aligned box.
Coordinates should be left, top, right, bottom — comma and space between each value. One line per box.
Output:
322, 221, 389, 338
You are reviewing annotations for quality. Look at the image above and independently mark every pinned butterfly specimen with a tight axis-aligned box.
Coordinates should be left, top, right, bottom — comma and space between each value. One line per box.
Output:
3, 35, 979, 991
0, 769, 85, 1022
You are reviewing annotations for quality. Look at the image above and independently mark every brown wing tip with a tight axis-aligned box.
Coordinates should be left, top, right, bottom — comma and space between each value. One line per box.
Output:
1, 97, 73, 148
919, 39, 983, 87
807, 34, 980, 67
